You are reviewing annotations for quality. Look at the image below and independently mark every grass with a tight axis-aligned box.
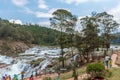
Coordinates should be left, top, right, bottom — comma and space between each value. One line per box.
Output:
106, 67, 120, 80
52, 65, 120, 80
59, 66, 86, 80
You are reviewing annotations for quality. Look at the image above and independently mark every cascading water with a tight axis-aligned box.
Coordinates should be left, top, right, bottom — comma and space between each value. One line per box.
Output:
0, 57, 31, 79
0, 46, 64, 79
39, 58, 51, 70
0, 55, 13, 64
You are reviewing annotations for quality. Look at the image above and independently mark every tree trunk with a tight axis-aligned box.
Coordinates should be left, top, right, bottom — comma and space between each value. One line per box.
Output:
61, 45, 65, 68
72, 68, 78, 80
86, 52, 89, 63
83, 54, 88, 63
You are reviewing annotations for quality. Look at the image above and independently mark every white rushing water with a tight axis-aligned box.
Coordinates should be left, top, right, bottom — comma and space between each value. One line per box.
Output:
0, 46, 69, 79
0, 57, 31, 79
0, 55, 13, 64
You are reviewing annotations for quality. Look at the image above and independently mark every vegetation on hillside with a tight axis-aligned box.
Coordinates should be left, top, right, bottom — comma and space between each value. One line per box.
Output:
0, 18, 61, 46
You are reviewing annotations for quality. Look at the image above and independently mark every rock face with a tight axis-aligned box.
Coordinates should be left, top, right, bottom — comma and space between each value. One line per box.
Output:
11, 42, 29, 53
115, 51, 120, 66
0, 40, 30, 55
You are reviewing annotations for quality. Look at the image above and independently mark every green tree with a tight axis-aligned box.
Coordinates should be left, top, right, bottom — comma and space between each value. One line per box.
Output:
66, 15, 77, 56
50, 9, 76, 68
79, 13, 99, 62
96, 12, 119, 56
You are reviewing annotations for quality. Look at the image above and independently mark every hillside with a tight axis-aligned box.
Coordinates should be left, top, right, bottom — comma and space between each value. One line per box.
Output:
0, 18, 61, 55
0, 40, 30, 56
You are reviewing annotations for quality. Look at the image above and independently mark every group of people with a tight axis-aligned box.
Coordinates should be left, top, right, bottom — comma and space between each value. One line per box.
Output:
1, 74, 18, 80
105, 55, 112, 68
1, 68, 60, 80
1, 73, 34, 80
1, 75, 11, 80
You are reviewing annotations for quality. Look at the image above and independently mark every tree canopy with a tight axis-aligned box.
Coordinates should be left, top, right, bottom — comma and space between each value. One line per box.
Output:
0, 18, 61, 46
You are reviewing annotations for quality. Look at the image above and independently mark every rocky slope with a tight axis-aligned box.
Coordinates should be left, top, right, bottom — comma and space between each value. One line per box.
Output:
0, 40, 32, 56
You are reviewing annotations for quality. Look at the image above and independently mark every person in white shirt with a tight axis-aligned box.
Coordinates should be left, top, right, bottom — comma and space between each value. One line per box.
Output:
105, 55, 110, 68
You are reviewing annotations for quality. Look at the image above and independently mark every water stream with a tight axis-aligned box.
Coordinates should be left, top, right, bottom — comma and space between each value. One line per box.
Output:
0, 46, 68, 79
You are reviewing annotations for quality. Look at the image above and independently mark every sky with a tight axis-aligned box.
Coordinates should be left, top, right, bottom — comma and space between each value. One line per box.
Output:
0, 0, 120, 27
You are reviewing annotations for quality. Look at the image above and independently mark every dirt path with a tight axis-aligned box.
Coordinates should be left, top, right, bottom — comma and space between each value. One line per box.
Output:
67, 74, 88, 80
111, 54, 119, 68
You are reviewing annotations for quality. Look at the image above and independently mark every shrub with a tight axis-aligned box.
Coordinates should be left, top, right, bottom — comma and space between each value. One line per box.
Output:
86, 62, 105, 79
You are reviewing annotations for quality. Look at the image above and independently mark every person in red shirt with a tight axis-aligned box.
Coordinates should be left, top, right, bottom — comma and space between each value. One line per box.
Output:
29, 75, 34, 80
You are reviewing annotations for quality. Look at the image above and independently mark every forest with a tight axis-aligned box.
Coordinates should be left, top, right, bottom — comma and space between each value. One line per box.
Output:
0, 18, 61, 46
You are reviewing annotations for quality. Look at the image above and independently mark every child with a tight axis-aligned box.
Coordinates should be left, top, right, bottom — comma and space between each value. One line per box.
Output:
108, 58, 112, 68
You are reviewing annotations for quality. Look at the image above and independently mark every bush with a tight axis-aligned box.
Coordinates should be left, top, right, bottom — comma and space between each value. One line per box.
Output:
86, 63, 105, 79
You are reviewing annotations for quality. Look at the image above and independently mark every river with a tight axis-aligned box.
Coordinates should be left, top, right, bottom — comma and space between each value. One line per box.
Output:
0, 46, 69, 79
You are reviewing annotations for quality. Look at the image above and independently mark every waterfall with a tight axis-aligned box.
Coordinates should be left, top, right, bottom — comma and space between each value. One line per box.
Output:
39, 58, 51, 70
0, 46, 69, 79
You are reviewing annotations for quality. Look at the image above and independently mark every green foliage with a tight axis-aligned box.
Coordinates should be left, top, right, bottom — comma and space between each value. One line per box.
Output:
95, 12, 119, 49
86, 63, 105, 78
50, 9, 77, 68
80, 14, 100, 52
0, 18, 61, 46
22, 24, 60, 45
